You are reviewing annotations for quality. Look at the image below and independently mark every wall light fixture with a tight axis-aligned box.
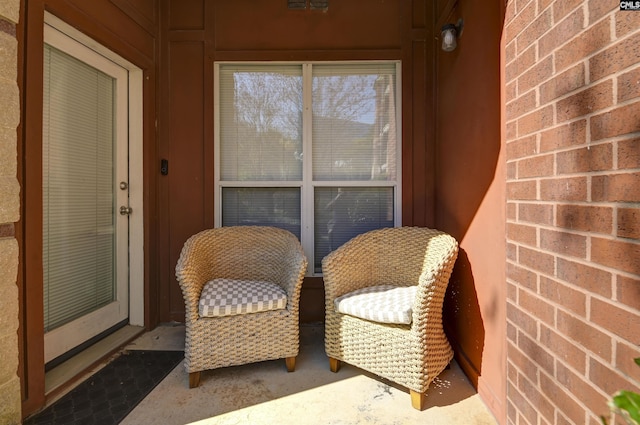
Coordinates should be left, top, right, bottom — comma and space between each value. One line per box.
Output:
441, 19, 464, 52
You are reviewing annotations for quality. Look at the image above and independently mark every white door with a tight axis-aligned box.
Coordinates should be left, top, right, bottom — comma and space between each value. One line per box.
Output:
42, 24, 131, 363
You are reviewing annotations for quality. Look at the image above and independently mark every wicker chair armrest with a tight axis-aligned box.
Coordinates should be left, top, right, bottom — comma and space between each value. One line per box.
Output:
411, 233, 459, 332
272, 240, 307, 313
175, 233, 216, 321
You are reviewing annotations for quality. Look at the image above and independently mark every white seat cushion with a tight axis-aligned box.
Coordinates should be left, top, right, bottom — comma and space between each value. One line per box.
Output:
199, 278, 288, 317
334, 285, 417, 325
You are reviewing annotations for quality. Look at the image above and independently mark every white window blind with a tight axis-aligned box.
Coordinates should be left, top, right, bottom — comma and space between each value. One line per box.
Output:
43, 44, 116, 332
216, 62, 400, 274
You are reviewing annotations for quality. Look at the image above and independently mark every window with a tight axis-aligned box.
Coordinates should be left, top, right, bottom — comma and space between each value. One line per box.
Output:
215, 62, 401, 274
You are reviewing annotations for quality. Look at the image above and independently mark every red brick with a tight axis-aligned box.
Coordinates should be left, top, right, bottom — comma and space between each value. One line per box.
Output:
518, 56, 554, 95
540, 177, 587, 201
588, 0, 618, 25
507, 281, 518, 303
615, 8, 640, 38
519, 202, 554, 225
507, 380, 539, 423
556, 362, 609, 418
556, 144, 613, 174
507, 161, 517, 180
557, 413, 575, 425
590, 357, 640, 397
540, 275, 586, 316
519, 331, 555, 374
507, 242, 518, 261
539, 63, 585, 105
556, 204, 613, 234
519, 154, 554, 178
506, 80, 517, 102
592, 172, 640, 202
506, 44, 537, 85
517, 370, 555, 424
505, 1, 537, 46
520, 289, 555, 326
507, 90, 537, 120
508, 339, 540, 383
507, 202, 517, 220
507, 120, 517, 141
540, 371, 587, 425
618, 67, 640, 103
615, 342, 640, 381
540, 120, 587, 152
508, 222, 538, 247
592, 101, 640, 141
590, 32, 640, 82
557, 309, 613, 361
591, 297, 640, 344
556, 80, 614, 122
507, 262, 539, 291
505, 0, 517, 24
508, 180, 537, 200
517, 9, 552, 54
519, 246, 555, 275
540, 228, 587, 258
506, 39, 517, 65
553, 0, 584, 22
618, 137, 640, 169
616, 275, 640, 311
618, 207, 640, 239
508, 302, 538, 338
506, 134, 537, 160
556, 20, 611, 73
557, 257, 612, 297
591, 237, 640, 275
507, 325, 518, 353
539, 8, 584, 60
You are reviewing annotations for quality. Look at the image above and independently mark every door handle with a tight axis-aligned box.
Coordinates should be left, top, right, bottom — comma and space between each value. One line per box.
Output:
119, 206, 133, 215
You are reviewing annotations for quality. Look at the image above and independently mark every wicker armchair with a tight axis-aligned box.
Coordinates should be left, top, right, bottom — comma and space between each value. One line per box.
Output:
322, 226, 459, 410
175, 226, 307, 388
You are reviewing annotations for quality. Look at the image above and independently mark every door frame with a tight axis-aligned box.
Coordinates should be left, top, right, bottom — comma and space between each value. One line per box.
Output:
44, 13, 145, 329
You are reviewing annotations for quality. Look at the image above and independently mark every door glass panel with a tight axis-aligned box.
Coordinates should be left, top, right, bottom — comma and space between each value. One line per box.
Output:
43, 44, 116, 332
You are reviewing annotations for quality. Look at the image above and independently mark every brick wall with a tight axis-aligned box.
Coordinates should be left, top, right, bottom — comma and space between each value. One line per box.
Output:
0, 0, 21, 423
504, 0, 640, 424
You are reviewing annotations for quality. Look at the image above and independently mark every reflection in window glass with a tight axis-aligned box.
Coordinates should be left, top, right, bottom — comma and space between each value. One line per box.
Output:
217, 62, 400, 275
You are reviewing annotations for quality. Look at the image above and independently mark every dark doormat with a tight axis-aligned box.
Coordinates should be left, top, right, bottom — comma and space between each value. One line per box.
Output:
25, 350, 184, 425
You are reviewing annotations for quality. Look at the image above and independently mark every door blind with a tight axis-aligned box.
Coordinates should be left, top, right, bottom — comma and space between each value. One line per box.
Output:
43, 44, 116, 332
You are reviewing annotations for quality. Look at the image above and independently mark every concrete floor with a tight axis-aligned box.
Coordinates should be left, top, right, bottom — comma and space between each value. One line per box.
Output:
120, 324, 497, 425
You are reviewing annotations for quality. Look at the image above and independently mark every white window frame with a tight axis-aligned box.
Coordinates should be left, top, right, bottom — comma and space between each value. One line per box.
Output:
214, 61, 402, 276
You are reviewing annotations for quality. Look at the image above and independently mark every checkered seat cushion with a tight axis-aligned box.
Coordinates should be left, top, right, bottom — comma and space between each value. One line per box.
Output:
334, 285, 417, 325
199, 278, 288, 318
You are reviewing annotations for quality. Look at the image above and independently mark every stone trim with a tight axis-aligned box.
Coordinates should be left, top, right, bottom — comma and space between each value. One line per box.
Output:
0, 223, 14, 238
0, 18, 15, 37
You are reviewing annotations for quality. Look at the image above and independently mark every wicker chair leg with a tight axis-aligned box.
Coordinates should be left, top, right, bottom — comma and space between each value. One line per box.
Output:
285, 357, 296, 372
329, 357, 341, 373
189, 372, 201, 389
410, 390, 426, 411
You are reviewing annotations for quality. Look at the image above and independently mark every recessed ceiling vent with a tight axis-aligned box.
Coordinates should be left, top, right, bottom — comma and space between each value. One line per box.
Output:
288, 0, 328, 11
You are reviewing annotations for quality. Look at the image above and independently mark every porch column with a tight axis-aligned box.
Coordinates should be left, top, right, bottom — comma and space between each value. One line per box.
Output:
0, 0, 22, 423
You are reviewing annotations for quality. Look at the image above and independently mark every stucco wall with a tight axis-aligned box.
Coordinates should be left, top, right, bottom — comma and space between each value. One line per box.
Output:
0, 0, 21, 423
504, 1, 640, 423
